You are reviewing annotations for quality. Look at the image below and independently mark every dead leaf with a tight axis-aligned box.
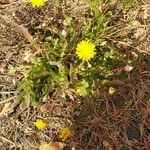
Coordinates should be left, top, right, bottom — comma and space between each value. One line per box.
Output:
0, 101, 19, 117
39, 143, 50, 150
40, 102, 54, 113
39, 142, 65, 150
0, 102, 11, 117
103, 140, 113, 150
0, 0, 10, 4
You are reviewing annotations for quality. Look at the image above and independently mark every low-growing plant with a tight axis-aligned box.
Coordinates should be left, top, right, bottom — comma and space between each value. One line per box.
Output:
16, 0, 139, 106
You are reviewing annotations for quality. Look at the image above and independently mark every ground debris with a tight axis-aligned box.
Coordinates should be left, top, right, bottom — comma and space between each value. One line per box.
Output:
0, 100, 19, 117
39, 142, 65, 150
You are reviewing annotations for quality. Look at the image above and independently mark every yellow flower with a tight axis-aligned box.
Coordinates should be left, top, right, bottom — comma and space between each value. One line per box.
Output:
34, 119, 46, 130
76, 40, 96, 61
29, 0, 45, 8
59, 128, 71, 141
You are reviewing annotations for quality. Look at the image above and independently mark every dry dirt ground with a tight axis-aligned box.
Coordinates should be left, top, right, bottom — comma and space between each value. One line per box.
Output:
0, 0, 150, 150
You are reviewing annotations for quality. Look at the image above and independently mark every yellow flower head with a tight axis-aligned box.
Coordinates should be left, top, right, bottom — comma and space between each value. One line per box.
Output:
29, 0, 45, 8
34, 119, 46, 130
76, 40, 96, 61
59, 127, 71, 141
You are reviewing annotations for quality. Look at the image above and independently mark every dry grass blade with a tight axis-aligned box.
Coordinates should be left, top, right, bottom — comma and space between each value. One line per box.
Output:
0, 96, 15, 104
